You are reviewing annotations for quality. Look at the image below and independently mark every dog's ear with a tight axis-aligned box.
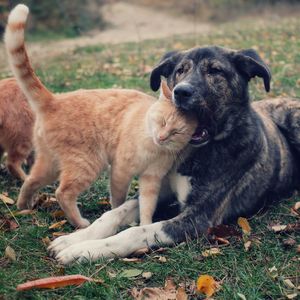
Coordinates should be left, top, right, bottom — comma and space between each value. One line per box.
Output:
150, 51, 180, 92
234, 49, 271, 92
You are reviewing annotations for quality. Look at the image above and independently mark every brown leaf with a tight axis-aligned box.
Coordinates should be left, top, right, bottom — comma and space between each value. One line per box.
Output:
282, 238, 296, 248
5, 246, 16, 261
42, 237, 51, 247
52, 232, 68, 237
50, 210, 65, 218
14, 209, 36, 216
0, 194, 15, 205
16, 274, 94, 291
238, 217, 251, 234
49, 220, 67, 230
131, 278, 186, 300
271, 223, 300, 233
0, 217, 19, 231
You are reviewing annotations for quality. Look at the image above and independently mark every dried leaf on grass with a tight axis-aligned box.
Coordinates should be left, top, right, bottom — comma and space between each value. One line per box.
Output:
142, 272, 152, 280
0, 217, 18, 231
291, 202, 300, 216
5, 246, 16, 261
13, 209, 36, 216
16, 274, 100, 291
268, 266, 278, 279
121, 257, 142, 263
0, 194, 15, 205
42, 237, 51, 247
270, 223, 300, 233
244, 240, 252, 252
131, 278, 188, 300
196, 275, 219, 297
52, 232, 68, 237
238, 217, 251, 234
202, 247, 222, 257
51, 210, 65, 218
119, 269, 143, 278
49, 220, 67, 230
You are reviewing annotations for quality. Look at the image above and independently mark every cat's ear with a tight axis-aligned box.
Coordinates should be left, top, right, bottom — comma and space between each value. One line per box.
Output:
159, 80, 172, 101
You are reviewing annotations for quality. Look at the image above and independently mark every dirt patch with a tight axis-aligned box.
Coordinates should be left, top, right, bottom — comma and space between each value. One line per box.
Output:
0, 2, 211, 73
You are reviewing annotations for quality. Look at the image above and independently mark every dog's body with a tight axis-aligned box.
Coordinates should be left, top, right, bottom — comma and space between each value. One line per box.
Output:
0, 78, 34, 180
49, 43, 300, 263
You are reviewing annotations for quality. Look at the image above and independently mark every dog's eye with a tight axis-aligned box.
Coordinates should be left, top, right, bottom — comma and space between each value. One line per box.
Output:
176, 67, 185, 75
208, 66, 223, 75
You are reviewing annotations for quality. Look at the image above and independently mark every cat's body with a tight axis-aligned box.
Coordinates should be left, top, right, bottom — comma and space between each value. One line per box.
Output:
0, 78, 34, 180
5, 5, 197, 228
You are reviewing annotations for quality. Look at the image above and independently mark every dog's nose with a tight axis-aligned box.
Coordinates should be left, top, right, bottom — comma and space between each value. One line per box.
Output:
174, 84, 194, 99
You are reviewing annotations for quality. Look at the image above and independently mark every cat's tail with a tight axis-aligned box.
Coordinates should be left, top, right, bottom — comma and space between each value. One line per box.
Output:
4, 4, 53, 113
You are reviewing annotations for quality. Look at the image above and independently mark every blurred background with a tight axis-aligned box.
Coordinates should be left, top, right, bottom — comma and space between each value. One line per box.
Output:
0, 0, 299, 98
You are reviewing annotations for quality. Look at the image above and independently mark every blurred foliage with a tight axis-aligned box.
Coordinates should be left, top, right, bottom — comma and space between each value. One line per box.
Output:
132, 0, 300, 22
0, 0, 106, 37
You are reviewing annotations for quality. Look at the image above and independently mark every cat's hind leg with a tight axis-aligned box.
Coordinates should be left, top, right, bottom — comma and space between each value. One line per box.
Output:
55, 156, 105, 228
6, 150, 27, 181
17, 152, 58, 209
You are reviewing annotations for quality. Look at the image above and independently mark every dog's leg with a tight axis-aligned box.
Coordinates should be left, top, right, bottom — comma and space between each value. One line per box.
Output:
53, 209, 209, 265
6, 151, 27, 181
48, 199, 139, 255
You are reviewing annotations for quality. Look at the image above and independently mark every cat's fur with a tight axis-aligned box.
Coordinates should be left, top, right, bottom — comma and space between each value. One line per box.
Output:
0, 78, 34, 180
5, 5, 197, 228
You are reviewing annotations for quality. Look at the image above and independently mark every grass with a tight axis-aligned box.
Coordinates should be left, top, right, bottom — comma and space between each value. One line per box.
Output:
0, 15, 300, 300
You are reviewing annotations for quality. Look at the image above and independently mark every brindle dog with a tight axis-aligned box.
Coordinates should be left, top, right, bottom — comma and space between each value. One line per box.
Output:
49, 46, 300, 264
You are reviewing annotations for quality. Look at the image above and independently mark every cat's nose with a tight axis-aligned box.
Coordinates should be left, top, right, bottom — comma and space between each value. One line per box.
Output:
158, 134, 167, 142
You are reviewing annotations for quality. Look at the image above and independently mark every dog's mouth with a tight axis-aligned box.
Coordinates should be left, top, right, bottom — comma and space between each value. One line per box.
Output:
190, 127, 210, 146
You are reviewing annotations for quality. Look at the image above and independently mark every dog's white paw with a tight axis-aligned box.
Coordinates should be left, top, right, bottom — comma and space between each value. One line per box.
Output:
48, 231, 85, 256
54, 240, 112, 265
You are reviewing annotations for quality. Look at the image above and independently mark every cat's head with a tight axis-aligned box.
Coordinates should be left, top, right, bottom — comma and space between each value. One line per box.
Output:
146, 80, 197, 151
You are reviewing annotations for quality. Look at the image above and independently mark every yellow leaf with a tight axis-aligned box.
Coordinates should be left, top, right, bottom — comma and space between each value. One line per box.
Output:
202, 247, 222, 257
196, 275, 217, 297
0, 194, 15, 205
5, 246, 16, 261
49, 220, 67, 229
50, 210, 65, 218
238, 217, 251, 234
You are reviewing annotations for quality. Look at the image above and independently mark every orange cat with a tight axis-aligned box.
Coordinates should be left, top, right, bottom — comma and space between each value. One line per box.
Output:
5, 5, 197, 227
0, 78, 34, 180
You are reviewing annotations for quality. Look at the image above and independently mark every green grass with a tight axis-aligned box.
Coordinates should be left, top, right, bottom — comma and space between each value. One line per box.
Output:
0, 16, 300, 300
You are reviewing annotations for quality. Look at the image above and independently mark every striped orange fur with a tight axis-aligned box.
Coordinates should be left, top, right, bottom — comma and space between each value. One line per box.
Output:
4, 5, 197, 227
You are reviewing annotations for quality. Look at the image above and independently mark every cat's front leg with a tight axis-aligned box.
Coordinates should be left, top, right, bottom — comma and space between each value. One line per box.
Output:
138, 172, 165, 225
48, 199, 139, 255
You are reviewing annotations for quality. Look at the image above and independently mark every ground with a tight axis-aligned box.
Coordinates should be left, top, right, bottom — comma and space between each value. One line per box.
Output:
0, 2, 300, 300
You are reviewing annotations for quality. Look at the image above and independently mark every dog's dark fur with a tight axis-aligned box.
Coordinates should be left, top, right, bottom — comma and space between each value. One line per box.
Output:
150, 46, 300, 242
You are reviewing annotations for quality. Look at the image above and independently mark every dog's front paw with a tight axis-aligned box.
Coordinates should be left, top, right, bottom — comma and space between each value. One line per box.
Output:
48, 231, 85, 257
54, 241, 108, 265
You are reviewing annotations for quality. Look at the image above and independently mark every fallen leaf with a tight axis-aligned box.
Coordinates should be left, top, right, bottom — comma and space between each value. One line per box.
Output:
244, 241, 252, 252
0, 217, 19, 231
196, 275, 218, 297
238, 217, 251, 234
14, 209, 35, 216
0, 194, 15, 205
142, 272, 152, 280
202, 247, 222, 257
119, 269, 142, 278
286, 293, 298, 299
5, 246, 16, 261
215, 236, 230, 245
282, 238, 296, 249
121, 257, 142, 263
283, 279, 295, 289
237, 292, 247, 300
154, 255, 167, 263
49, 220, 67, 230
42, 237, 51, 247
52, 232, 68, 237
268, 266, 278, 279
131, 278, 186, 300
132, 247, 149, 256
51, 210, 65, 218
16, 274, 93, 291
271, 223, 300, 233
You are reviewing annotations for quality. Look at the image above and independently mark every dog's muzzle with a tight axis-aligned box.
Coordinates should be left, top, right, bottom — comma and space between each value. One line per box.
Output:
173, 83, 195, 110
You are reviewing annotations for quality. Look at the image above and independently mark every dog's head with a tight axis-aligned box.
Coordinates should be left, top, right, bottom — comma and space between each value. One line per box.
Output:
150, 46, 271, 144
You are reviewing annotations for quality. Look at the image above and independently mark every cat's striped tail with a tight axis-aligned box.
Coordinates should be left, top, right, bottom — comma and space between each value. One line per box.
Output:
4, 4, 53, 113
